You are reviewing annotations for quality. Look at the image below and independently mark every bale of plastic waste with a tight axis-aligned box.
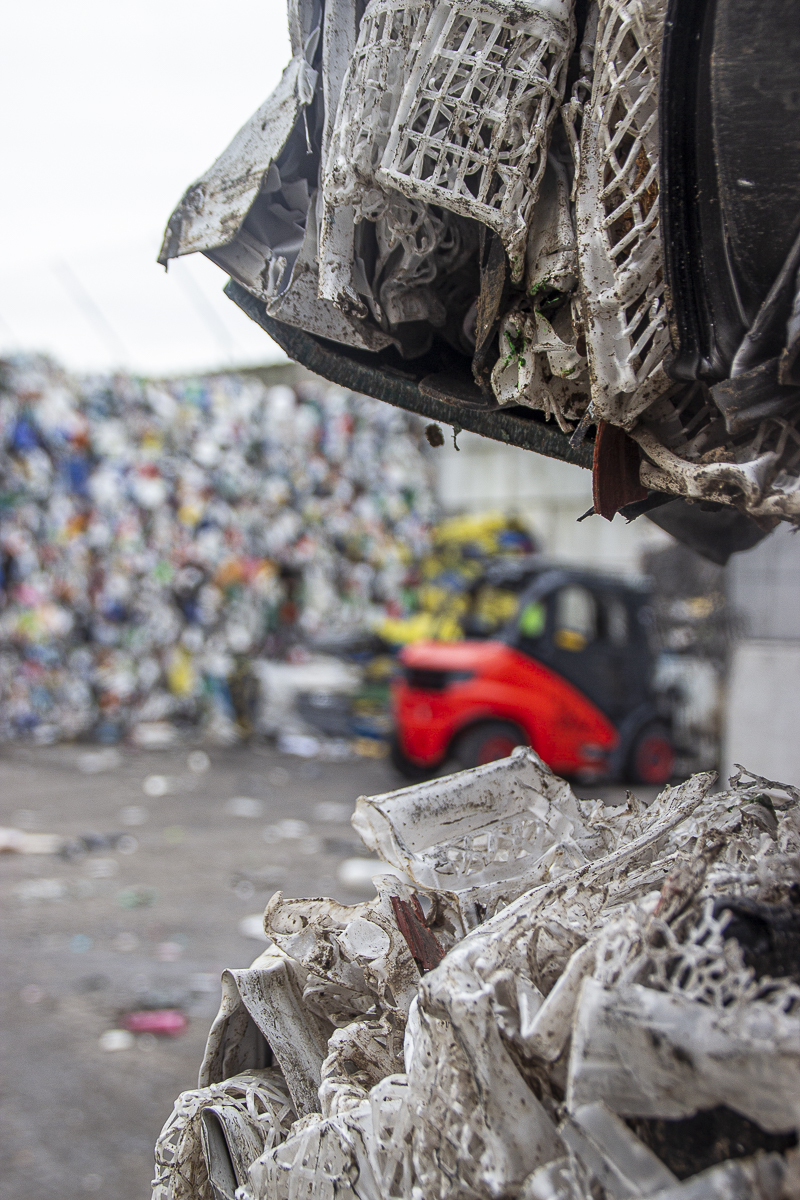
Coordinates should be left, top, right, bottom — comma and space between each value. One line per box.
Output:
0, 354, 436, 745
153, 750, 800, 1200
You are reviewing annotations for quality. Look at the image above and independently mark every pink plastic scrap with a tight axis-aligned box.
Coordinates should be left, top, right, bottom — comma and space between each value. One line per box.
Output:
123, 1009, 188, 1037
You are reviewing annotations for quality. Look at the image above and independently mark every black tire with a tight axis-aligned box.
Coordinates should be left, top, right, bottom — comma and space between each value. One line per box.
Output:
390, 735, 440, 782
626, 722, 675, 786
454, 720, 528, 770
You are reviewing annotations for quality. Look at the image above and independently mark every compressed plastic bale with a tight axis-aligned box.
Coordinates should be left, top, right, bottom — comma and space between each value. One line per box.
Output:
154, 761, 800, 1200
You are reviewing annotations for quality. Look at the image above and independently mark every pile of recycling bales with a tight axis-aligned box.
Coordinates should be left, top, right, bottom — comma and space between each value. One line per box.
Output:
0, 355, 437, 746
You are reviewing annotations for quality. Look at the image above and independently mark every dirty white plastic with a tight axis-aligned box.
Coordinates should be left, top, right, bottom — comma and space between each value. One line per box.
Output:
575, 0, 671, 424
160, 0, 800, 526
154, 759, 800, 1200
323, 0, 431, 215
151, 1069, 295, 1200
490, 305, 589, 431
353, 747, 604, 925
377, 0, 574, 280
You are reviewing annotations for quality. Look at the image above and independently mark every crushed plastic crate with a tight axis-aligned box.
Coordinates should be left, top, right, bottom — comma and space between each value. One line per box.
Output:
322, 0, 431, 219
152, 752, 800, 1200
376, 0, 574, 280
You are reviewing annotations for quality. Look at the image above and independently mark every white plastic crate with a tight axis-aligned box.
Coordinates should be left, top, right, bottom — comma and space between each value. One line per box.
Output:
376, 0, 574, 280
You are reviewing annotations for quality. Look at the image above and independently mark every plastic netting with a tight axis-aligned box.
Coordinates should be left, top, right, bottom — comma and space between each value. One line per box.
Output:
576, 0, 670, 417
322, 0, 431, 216
378, 0, 573, 279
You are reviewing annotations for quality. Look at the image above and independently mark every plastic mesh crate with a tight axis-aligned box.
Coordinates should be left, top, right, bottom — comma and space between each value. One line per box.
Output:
322, 0, 432, 215
575, 0, 670, 423
376, 0, 573, 280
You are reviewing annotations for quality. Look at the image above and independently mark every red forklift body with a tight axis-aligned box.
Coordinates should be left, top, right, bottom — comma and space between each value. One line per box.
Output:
392, 566, 672, 783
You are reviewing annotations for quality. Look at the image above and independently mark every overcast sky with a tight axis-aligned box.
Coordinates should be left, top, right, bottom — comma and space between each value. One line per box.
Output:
1, 0, 293, 376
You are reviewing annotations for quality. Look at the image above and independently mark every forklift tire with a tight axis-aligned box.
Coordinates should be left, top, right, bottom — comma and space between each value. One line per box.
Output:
627, 723, 675, 786
389, 735, 440, 782
454, 720, 528, 770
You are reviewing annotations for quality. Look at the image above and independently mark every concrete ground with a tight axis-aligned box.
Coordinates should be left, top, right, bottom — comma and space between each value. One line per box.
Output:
0, 744, 645, 1200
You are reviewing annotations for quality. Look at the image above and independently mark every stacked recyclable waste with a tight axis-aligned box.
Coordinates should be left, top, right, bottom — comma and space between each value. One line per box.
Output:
376, 511, 540, 645
0, 354, 436, 745
153, 747, 800, 1200
160, 0, 800, 530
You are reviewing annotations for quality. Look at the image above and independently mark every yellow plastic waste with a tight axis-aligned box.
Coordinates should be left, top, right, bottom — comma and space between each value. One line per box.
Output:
376, 512, 536, 645
167, 647, 197, 697
432, 512, 518, 552
473, 586, 520, 630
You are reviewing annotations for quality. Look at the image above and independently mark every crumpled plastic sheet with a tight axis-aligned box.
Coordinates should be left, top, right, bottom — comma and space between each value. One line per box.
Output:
0, 355, 436, 745
153, 749, 800, 1200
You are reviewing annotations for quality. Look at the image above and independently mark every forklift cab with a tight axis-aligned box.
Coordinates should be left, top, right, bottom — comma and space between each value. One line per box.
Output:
392, 566, 672, 784
503, 570, 654, 727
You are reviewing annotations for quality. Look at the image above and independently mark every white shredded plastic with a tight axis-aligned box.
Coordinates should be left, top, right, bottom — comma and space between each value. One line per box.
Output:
151, 1070, 295, 1200
153, 756, 800, 1200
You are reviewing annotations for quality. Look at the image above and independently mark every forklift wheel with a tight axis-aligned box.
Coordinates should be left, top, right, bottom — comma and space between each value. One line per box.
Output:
628, 724, 675, 786
389, 736, 440, 782
455, 721, 528, 770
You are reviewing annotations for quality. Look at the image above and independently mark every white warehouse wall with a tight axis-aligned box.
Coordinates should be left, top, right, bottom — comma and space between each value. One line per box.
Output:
431, 430, 671, 576
723, 641, 800, 786
723, 525, 800, 786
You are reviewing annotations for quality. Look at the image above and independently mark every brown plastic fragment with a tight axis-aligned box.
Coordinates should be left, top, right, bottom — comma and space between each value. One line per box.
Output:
390, 894, 445, 973
592, 420, 647, 520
